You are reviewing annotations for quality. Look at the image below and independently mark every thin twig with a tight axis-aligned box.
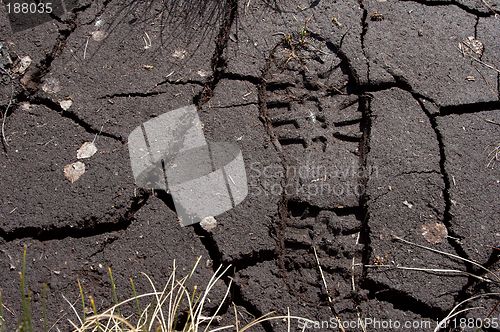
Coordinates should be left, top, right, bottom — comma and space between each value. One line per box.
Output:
351, 232, 361, 292
485, 119, 500, 126
480, 0, 500, 16
92, 122, 105, 143
0, 68, 15, 148
313, 246, 346, 332
313, 246, 331, 303
457, 45, 500, 74
83, 36, 89, 60
393, 236, 500, 282
365, 264, 494, 283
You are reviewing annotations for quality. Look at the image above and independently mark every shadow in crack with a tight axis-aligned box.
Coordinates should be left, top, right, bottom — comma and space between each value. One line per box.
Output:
153, 189, 177, 213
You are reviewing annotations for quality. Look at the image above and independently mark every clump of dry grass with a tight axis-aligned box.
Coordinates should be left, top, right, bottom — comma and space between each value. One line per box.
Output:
68, 257, 312, 332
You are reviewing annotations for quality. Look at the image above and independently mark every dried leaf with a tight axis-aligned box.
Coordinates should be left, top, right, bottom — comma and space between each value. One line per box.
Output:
200, 216, 217, 232
403, 200, 413, 209
59, 99, 73, 111
19, 102, 31, 111
13, 55, 32, 74
41, 77, 61, 94
77, 142, 97, 159
459, 36, 484, 57
421, 222, 448, 244
172, 49, 187, 59
92, 30, 107, 42
64, 161, 86, 183
197, 69, 209, 77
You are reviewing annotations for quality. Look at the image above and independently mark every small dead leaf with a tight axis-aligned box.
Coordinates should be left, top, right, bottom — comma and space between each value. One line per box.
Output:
13, 55, 32, 74
95, 19, 104, 28
200, 216, 217, 232
403, 200, 413, 209
172, 49, 187, 59
41, 77, 61, 94
197, 69, 209, 77
59, 99, 73, 110
459, 36, 484, 57
19, 102, 31, 111
331, 16, 342, 27
77, 142, 97, 159
370, 11, 384, 21
421, 222, 448, 244
64, 161, 86, 183
92, 30, 107, 42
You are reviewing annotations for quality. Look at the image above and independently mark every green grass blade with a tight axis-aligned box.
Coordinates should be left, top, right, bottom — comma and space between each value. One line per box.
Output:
41, 283, 48, 332
129, 277, 141, 317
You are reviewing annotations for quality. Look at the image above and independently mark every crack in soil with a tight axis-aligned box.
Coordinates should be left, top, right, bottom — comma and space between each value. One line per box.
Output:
21, 4, 91, 93
396, 169, 442, 176
354, 75, 498, 319
0, 190, 149, 242
217, 101, 258, 109
221, 72, 261, 85
358, 0, 370, 84
399, 0, 498, 17
154, 78, 205, 88
474, 15, 480, 38
98, 90, 172, 99
362, 278, 448, 319
308, 32, 360, 91
438, 100, 500, 116
194, 0, 239, 107
497, 72, 500, 99
190, 224, 275, 332
358, 95, 373, 283
26, 94, 125, 143
1, 3, 95, 151
415, 96, 478, 272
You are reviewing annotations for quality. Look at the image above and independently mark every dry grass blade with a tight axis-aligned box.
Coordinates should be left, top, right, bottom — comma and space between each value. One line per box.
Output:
481, 0, 500, 15
457, 44, 500, 74
435, 307, 484, 332
0, 68, 15, 148
365, 264, 495, 283
393, 236, 500, 283
313, 246, 346, 332
434, 293, 500, 332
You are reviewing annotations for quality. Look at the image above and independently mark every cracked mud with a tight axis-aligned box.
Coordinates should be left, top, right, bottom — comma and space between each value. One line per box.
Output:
0, 0, 499, 330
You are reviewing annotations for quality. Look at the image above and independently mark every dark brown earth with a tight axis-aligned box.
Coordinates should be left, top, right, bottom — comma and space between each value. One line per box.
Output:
0, 0, 499, 331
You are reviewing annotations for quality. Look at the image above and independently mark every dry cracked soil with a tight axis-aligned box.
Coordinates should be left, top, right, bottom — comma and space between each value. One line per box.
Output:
0, 0, 499, 331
